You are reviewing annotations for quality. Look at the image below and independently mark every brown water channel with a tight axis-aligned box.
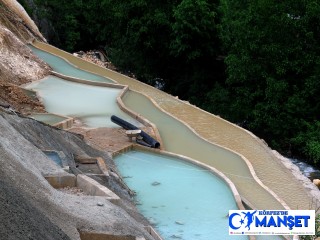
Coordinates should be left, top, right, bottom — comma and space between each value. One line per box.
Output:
33, 41, 314, 210
122, 90, 284, 210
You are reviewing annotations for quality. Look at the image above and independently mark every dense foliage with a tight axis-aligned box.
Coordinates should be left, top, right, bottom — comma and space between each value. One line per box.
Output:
19, 0, 320, 165
219, 0, 320, 164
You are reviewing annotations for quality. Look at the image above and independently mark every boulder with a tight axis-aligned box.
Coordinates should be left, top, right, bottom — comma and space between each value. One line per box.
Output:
312, 179, 320, 187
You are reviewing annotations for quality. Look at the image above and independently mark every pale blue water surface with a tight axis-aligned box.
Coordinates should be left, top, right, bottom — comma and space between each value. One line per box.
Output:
29, 45, 113, 83
25, 76, 141, 128
30, 113, 67, 125
122, 91, 285, 210
115, 150, 248, 240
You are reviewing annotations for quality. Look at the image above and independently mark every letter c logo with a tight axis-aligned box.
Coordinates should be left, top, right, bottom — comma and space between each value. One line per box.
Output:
229, 213, 242, 230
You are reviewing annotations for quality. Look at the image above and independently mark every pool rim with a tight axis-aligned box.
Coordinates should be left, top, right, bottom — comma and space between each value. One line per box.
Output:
29, 112, 74, 129
113, 144, 246, 211
29, 40, 290, 211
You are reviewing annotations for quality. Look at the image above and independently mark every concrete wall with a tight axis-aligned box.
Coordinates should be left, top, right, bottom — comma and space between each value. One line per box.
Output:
76, 174, 120, 204
44, 173, 76, 189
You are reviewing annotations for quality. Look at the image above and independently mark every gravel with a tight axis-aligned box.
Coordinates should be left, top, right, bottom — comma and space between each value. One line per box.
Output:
0, 179, 70, 240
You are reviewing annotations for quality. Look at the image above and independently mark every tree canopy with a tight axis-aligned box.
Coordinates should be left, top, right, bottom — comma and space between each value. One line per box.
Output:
219, 0, 320, 163
19, 0, 320, 165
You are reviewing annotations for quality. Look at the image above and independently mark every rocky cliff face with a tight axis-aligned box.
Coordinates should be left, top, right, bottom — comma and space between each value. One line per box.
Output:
0, 1, 153, 239
0, 25, 49, 85
0, 0, 45, 42
0, 0, 50, 114
0, 111, 152, 240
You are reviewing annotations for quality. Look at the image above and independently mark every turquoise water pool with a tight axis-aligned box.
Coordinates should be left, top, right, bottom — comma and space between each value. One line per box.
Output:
29, 45, 113, 83
122, 90, 285, 210
115, 150, 248, 240
30, 113, 67, 125
25, 76, 142, 128
30, 44, 286, 239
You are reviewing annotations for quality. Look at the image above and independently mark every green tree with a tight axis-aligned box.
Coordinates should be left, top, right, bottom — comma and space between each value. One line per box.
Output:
28, 0, 83, 51
166, 0, 224, 104
21, 0, 320, 163
21, 0, 223, 101
219, 0, 320, 163
170, 0, 218, 61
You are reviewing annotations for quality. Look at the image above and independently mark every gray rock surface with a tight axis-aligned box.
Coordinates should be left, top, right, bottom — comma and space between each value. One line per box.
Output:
272, 150, 320, 210
0, 1, 155, 239
0, 25, 50, 85
0, 111, 154, 240
0, 179, 70, 240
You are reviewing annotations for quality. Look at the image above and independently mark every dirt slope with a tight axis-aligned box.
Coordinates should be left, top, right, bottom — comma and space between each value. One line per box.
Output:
0, 0, 45, 42
0, 0, 50, 114
0, 24, 50, 114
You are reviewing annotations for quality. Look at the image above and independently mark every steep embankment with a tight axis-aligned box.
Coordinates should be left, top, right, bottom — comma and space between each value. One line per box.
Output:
0, 110, 153, 239
0, 178, 70, 240
0, 0, 50, 114
0, 0, 45, 42
0, 25, 49, 85
0, 1, 155, 239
